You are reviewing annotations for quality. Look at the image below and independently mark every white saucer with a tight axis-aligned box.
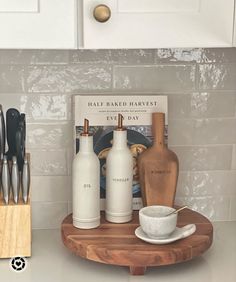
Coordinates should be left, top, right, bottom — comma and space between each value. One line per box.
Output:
135, 224, 196, 245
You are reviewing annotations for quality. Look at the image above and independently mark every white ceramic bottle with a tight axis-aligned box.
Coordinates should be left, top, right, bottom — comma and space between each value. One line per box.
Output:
72, 119, 100, 229
105, 114, 133, 223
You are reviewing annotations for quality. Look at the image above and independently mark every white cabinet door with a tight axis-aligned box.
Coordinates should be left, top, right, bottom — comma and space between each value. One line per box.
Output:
0, 0, 77, 49
82, 0, 235, 48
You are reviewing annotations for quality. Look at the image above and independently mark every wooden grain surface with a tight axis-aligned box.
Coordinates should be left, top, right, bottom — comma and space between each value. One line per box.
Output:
0, 200, 31, 258
0, 153, 31, 258
138, 113, 179, 208
61, 208, 213, 275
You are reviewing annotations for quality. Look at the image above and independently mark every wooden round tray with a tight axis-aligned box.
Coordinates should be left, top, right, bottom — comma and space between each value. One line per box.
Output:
61, 208, 213, 275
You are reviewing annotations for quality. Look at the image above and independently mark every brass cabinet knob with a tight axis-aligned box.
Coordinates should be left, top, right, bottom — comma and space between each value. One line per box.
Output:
93, 4, 111, 23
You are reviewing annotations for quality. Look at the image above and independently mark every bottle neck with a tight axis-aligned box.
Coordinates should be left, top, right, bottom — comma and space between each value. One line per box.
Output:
79, 135, 93, 152
112, 130, 128, 149
152, 113, 165, 148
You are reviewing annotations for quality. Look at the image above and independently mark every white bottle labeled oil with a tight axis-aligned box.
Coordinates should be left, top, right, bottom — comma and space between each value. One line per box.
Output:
105, 114, 133, 223
73, 119, 100, 229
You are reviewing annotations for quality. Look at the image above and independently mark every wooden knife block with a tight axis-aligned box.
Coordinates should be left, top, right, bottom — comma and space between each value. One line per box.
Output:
0, 154, 31, 259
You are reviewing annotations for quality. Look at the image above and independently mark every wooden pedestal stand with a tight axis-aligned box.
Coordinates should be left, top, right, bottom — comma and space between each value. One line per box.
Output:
61, 208, 213, 275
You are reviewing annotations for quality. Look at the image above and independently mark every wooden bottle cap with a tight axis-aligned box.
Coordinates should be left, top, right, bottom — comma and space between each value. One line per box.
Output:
116, 114, 126, 131
80, 119, 92, 136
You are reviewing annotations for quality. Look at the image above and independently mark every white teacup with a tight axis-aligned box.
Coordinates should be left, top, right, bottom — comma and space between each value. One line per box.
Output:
139, 205, 177, 239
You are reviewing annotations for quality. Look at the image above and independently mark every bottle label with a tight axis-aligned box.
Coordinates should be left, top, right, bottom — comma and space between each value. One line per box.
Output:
83, 183, 93, 189
151, 170, 171, 174
112, 178, 130, 182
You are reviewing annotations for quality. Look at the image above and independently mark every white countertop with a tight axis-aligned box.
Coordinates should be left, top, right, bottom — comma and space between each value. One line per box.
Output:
0, 221, 235, 282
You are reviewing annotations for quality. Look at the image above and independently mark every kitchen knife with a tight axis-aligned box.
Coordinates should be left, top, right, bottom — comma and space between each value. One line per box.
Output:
16, 114, 26, 172
21, 113, 26, 143
2, 155, 10, 204
0, 105, 6, 160
6, 108, 20, 160
22, 156, 30, 204
11, 156, 20, 204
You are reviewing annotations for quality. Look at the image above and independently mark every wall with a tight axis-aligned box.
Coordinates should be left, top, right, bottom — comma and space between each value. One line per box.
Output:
0, 48, 236, 229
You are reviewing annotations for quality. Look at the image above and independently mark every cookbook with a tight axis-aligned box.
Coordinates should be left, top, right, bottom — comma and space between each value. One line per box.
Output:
73, 94, 168, 210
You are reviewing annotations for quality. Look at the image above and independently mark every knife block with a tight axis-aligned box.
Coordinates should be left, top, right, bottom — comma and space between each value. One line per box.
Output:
0, 154, 31, 259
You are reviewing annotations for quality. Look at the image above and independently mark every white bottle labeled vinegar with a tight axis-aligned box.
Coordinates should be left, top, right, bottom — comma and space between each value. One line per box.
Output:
73, 119, 100, 229
105, 114, 133, 223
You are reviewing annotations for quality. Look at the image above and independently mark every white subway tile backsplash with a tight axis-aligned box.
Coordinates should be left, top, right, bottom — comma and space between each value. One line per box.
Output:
31, 176, 71, 202
27, 123, 73, 149
201, 48, 236, 63
0, 93, 71, 122
70, 49, 154, 64
169, 118, 236, 146
199, 63, 236, 90
22, 94, 71, 122
230, 197, 236, 221
177, 171, 236, 197
155, 48, 236, 64
0, 93, 23, 111
70, 50, 112, 64
0, 50, 69, 65
26, 65, 112, 93
155, 48, 203, 63
171, 145, 232, 171
30, 149, 68, 176
175, 196, 230, 221
232, 145, 236, 170
0, 66, 25, 92
68, 202, 72, 214
113, 65, 196, 92
110, 49, 155, 64
1, 48, 235, 226
32, 202, 68, 229
200, 48, 236, 63
168, 92, 236, 119
67, 148, 74, 176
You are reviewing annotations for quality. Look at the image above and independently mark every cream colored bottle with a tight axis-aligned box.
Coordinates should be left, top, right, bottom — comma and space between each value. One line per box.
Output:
105, 114, 133, 223
73, 119, 100, 229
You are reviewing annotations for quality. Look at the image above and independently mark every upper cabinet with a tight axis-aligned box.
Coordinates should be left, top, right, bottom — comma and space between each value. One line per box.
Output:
82, 0, 235, 49
0, 0, 235, 49
0, 0, 77, 49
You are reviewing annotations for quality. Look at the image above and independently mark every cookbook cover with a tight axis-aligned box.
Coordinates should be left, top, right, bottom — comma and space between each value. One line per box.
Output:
73, 95, 168, 210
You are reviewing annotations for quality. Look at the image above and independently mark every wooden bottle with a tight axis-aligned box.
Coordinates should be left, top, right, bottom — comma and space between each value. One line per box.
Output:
138, 113, 179, 207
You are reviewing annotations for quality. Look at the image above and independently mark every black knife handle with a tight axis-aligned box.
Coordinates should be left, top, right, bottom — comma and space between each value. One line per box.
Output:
6, 108, 20, 160
16, 128, 25, 172
16, 114, 26, 172
20, 113, 26, 142
0, 104, 6, 160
